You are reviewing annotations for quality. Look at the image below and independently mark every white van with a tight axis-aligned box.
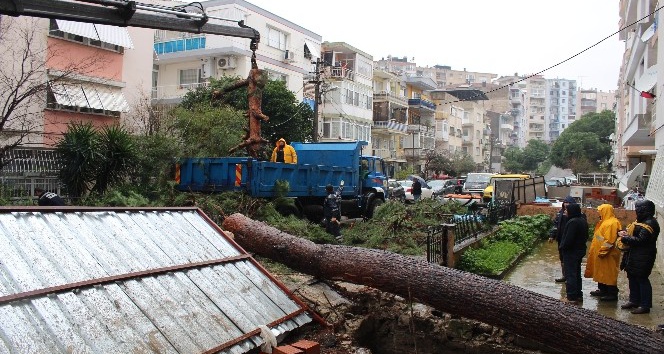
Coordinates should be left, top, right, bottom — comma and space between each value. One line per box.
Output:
462, 172, 497, 194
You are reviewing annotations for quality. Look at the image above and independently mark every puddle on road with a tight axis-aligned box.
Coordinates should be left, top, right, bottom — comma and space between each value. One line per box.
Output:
504, 240, 664, 329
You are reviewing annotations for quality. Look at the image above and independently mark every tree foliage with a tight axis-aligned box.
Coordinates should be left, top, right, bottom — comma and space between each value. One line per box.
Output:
57, 123, 136, 198
449, 151, 477, 176
549, 111, 614, 173
503, 140, 550, 173
180, 76, 313, 157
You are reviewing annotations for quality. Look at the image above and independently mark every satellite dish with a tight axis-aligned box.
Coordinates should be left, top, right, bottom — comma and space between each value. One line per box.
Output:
635, 66, 658, 92
641, 22, 657, 42
618, 162, 646, 193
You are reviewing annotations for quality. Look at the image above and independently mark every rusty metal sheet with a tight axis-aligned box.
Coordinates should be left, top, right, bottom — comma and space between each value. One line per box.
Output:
0, 209, 311, 353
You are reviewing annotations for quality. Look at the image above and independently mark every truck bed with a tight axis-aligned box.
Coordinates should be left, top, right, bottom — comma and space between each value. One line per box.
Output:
176, 157, 358, 198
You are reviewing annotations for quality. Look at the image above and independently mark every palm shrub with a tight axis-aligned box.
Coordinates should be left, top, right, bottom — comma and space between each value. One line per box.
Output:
56, 122, 100, 198
93, 125, 136, 194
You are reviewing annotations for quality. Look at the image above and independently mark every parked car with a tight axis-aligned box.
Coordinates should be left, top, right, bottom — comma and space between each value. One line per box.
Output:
396, 180, 435, 202
428, 179, 458, 196
386, 179, 406, 202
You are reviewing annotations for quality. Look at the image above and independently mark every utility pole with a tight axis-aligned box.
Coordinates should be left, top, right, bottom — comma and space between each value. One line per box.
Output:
310, 58, 322, 142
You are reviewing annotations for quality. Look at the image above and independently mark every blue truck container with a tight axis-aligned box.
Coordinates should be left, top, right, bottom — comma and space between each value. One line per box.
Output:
176, 141, 388, 219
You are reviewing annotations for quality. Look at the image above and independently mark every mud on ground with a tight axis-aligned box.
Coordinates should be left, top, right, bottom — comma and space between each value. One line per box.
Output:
276, 272, 558, 354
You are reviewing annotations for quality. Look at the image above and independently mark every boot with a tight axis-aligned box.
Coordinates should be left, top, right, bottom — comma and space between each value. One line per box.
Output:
555, 277, 566, 283
630, 307, 650, 314
620, 302, 639, 309
590, 289, 605, 297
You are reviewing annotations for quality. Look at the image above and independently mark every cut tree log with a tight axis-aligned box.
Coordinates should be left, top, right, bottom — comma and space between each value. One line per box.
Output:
223, 213, 664, 354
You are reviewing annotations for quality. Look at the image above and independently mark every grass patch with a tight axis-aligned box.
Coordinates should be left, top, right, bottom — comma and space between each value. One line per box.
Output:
457, 214, 552, 277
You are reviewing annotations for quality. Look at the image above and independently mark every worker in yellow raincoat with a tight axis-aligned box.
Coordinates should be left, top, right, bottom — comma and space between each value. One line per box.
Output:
585, 204, 622, 301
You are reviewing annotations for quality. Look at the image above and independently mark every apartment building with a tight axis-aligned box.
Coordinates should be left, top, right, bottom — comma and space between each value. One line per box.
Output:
0, 16, 153, 147
617, 0, 664, 275
577, 88, 618, 116
545, 78, 577, 142
402, 76, 437, 173
374, 56, 417, 77
525, 76, 547, 142
372, 68, 409, 177
318, 42, 373, 144
151, 0, 322, 106
419, 65, 498, 89
431, 89, 490, 170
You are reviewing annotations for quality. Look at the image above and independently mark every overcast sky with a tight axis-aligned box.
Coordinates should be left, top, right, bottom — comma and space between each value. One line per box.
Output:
244, 0, 624, 91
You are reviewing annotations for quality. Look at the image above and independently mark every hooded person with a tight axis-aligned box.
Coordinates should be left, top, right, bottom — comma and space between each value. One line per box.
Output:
549, 195, 577, 282
618, 199, 660, 314
559, 203, 589, 303
270, 138, 297, 164
585, 204, 622, 301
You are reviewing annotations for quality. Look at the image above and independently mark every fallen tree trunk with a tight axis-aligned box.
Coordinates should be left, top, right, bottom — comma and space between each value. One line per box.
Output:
223, 213, 664, 354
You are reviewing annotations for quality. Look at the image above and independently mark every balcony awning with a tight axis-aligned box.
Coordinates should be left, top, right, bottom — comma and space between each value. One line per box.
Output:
50, 82, 129, 112
442, 89, 489, 101
55, 20, 134, 48
304, 39, 321, 58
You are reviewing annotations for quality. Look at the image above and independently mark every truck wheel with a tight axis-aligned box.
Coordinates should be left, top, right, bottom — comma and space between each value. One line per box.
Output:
276, 204, 301, 218
366, 198, 384, 219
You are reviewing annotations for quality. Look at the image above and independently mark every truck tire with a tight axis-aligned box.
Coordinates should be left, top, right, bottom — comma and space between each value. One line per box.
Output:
365, 197, 384, 219
276, 204, 301, 218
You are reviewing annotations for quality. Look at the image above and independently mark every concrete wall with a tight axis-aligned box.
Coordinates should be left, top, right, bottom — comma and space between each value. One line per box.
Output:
517, 204, 636, 230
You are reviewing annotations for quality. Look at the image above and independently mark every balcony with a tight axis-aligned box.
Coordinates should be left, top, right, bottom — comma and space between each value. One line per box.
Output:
325, 66, 355, 81
372, 148, 398, 160
500, 123, 514, 131
154, 35, 206, 54
152, 82, 209, 100
407, 124, 435, 134
373, 91, 408, 106
461, 118, 473, 127
408, 98, 436, 111
372, 120, 408, 134
623, 112, 655, 146
462, 136, 473, 145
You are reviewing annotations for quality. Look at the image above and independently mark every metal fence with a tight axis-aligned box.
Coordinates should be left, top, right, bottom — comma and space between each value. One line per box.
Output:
0, 148, 64, 202
426, 201, 517, 266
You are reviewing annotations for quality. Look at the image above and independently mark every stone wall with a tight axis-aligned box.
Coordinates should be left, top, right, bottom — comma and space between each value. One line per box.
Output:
516, 204, 636, 229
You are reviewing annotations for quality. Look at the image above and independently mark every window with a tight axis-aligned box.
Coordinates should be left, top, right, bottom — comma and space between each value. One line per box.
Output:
267, 27, 287, 50
179, 68, 201, 87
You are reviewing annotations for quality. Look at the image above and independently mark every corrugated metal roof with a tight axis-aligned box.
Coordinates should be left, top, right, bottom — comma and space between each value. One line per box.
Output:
0, 207, 311, 354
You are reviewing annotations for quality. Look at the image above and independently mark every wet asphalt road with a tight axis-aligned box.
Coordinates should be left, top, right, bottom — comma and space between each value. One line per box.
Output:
504, 240, 664, 329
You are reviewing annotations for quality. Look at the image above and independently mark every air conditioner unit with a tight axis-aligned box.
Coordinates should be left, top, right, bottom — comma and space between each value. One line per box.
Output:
283, 50, 295, 62
217, 56, 236, 70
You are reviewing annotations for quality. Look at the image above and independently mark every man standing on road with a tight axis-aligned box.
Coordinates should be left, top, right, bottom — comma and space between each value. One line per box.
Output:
412, 178, 422, 202
618, 199, 659, 314
549, 196, 576, 283
323, 184, 343, 242
559, 203, 589, 304
585, 204, 622, 301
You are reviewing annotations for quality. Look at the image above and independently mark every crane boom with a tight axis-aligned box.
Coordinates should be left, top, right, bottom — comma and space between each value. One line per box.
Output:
0, 0, 260, 41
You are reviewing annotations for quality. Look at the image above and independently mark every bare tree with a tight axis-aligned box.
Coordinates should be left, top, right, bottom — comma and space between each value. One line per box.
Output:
0, 16, 106, 167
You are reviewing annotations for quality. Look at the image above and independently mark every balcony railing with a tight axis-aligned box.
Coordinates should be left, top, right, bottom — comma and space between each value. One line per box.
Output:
407, 124, 435, 134
408, 98, 436, 110
373, 120, 408, 133
152, 82, 209, 100
154, 36, 206, 54
373, 91, 408, 106
326, 66, 355, 81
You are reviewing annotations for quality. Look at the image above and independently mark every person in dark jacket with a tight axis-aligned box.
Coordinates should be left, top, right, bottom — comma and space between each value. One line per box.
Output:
323, 184, 342, 242
548, 196, 576, 282
411, 179, 422, 202
35, 187, 66, 206
559, 203, 588, 303
618, 199, 660, 314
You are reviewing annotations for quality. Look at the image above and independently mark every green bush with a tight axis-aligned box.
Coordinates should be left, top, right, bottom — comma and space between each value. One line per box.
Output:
457, 214, 552, 276
457, 241, 522, 276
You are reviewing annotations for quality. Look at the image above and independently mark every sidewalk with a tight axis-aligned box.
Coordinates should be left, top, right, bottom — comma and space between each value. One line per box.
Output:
505, 241, 664, 329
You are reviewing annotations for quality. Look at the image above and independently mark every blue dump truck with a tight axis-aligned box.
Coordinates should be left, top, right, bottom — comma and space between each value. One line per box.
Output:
175, 141, 387, 220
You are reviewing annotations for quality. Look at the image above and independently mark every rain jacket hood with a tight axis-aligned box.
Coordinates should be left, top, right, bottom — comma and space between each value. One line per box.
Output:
563, 195, 576, 204
275, 138, 287, 146
566, 203, 582, 218
635, 200, 656, 222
